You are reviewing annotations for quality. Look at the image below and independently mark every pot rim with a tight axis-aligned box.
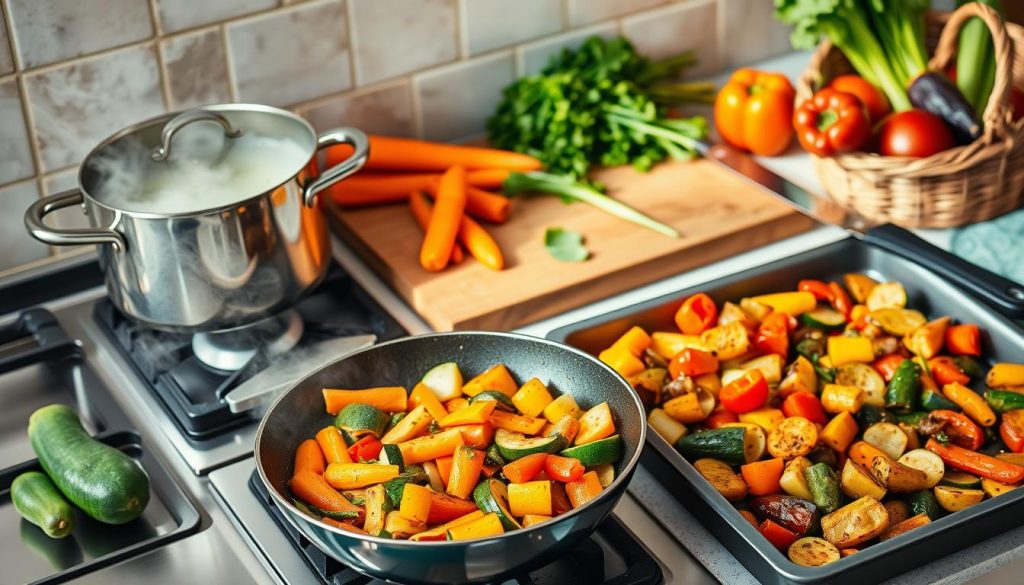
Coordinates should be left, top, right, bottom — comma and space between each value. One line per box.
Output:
77, 103, 320, 219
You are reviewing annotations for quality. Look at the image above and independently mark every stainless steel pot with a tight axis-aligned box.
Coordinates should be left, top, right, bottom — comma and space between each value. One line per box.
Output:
24, 104, 368, 332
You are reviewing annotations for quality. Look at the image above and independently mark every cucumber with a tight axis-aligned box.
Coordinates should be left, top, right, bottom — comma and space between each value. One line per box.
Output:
940, 470, 982, 489
485, 443, 507, 467
470, 391, 516, 412
984, 389, 1024, 413
382, 466, 427, 509
420, 362, 463, 402
28, 404, 149, 525
804, 462, 841, 514
334, 403, 389, 438
494, 428, 566, 461
907, 489, 942, 521
472, 479, 521, 530
378, 444, 405, 471
560, 435, 623, 467
675, 427, 748, 466
12, 471, 76, 539
801, 308, 846, 331
921, 388, 960, 412
885, 360, 920, 412
855, 404, 895, 428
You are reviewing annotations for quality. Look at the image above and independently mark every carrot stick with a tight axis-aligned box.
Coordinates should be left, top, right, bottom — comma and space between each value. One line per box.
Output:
420, 166, 467, 272
410, 191, 465, 265
426, 185, 510, 224
327, 136, 543, 172
293, 439, 327, 476
458, 213, 504, 271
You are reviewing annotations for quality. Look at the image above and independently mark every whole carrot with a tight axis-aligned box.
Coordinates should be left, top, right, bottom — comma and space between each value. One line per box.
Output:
420, 166, 467, 272
925, 438, 1024, 483
458, 213, 504, 271
410, 191, 465, 264
326, 170, 513, 208
327, 136, 543, 172
426, 183, 510, 224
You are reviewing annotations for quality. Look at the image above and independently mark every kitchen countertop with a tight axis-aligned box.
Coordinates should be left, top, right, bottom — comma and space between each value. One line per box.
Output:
332, 50, 1023, 584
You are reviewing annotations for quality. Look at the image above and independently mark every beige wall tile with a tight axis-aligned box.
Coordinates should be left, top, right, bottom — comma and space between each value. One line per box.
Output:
519, 21, 618, 76
6, 0, 153, 69
0, 10, 14, 75
162, 29, 232, 109
567, 0, 668, 27
156, 0, 277, 33
0, 79, 35, 184
350, 0, 457, 85
301, 82, 414, 136
0, 181, 51, 270
721, 0, 792, 67
623, 0, 719, 77
24, 45, 166, 172
416, 51, 514, 142
463, 0, 564, 56
228, 0, 352, 107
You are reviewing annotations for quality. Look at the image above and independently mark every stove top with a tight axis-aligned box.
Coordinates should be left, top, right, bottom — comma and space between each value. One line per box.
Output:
94, 266, 407, 440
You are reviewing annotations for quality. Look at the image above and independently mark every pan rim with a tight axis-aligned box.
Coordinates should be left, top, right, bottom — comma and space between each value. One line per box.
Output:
254, 330, 647, 547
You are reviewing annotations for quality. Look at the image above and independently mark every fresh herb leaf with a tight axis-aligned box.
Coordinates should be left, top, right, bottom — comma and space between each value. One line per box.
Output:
544, 228, 590, 262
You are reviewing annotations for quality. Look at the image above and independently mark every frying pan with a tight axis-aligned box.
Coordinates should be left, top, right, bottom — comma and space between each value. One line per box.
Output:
254, 331, 645, 584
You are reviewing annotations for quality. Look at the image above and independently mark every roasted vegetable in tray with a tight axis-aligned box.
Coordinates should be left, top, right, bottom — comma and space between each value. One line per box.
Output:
289, 362, 623, 540
600, 274, 1024, 566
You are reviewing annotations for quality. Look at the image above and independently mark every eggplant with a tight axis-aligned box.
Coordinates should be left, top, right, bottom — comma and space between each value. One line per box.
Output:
749, 495, 820, 535
908, 71, 982, 145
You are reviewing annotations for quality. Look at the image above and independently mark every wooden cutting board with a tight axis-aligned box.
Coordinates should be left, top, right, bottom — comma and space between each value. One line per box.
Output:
329, 160, 815, 331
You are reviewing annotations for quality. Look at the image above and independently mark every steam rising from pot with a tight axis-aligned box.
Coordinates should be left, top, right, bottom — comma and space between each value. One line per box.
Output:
87, 122, 311, 214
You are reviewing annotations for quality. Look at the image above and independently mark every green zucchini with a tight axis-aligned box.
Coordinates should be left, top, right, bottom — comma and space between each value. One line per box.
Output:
801, 308, 846, 331
855, 404, 895, 428
334, 403, 389, 438
676, 427, 748, 466
12, 471, 76, 539
804, 462, 841, 514
894, 411, 929, 426
984, 389, 1024, 413
954, 356, 984, 379
472, 479, 521, 530
382, 466, 427, 508
956, 0, 1003, 112
385, 412, 406, 433
907, 489, 942, 521
494, 428, 566, 461
469, 391, 517, 412
796, 338, 826, 362
921, 388, 960, 412
560, 435, 623, 467
28, 404, 149, 525
293, 498, 361, 522
378, 444, 405, 471
940, 470, 982, 489
885, 360, 921, 412
485, 443, 507, 467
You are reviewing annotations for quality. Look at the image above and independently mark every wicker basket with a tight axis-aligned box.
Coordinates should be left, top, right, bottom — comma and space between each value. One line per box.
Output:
796, 3, 1024, 228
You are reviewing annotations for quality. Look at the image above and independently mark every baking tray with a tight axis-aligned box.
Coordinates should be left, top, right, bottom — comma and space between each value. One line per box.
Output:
0, 431, 201, 585
548, 237, 1024, 585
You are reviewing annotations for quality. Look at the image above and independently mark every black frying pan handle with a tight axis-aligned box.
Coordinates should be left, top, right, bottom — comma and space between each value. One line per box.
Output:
863, 223, 1024, 319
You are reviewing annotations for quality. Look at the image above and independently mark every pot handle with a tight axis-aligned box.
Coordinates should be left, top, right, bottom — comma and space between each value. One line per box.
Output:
303, 127, 369, 207
24, 189, 126, 252
151, 109, 242, 162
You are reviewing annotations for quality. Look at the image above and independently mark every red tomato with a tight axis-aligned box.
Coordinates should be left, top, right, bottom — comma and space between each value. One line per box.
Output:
877, 110, 955, 158
928, 356, 971, 386
544, 455, 586, 482
675, 293, 718, 335
669, 348, 720, 379
347, 435, 382, 461
828, 74, 891, 122
720, 370, 770, 413
755, 312, 790, 357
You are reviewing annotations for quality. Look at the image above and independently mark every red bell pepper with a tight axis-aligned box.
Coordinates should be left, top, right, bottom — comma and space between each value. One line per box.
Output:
928, 356, 971, 386
925, 438, 1024, 484
797, 280, 832, 301
669, 348, 720, 379
544, 455, 586, 483
793, 88, 872, 156
705, 407, 740, 429
755, 312, 790, 357
347, 435, 382, 461
782, 392, 828, 425
828, 282, 853, 318
758, 519, 799, 551
502, 453, 548, 484
946, 324, 981, 356
1001, 410, 1024, 453
720, 370, 770, 414
928, 410, 984, 451
873, 354, 906, 382
674, 293, 718, 335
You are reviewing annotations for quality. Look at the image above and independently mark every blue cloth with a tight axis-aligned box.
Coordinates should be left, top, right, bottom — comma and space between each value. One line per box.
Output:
951, 208, 1024, 285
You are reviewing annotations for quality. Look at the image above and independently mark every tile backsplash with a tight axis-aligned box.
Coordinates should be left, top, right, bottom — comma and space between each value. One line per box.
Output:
0, 0, 792, 276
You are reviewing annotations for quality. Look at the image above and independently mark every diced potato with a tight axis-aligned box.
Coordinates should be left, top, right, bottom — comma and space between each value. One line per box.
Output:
899, 422, 921, 452
834, 363, 885, 407
866, 282, 907, 311
879, 513, 930, 541
821, 384, 865, 414
740, 298, 772, 321
739, 354, 785, 384
902, 317, 950, 359
897, 449, 944, 489
694, 373, 721, 397
650, 332, 708, 360
820, 496, 889, 548
780, 457, 815, 500
767, 416, 818, 459
693, 458, 748, 502
700, 322, 750, 360
867, 308, 927, 336
870, 457, 930, 493
840, 460, 887, 500
663, 392, 712, 424
985, 363, 1024, 390
648, 408, 687, 445
997, 452, 1024, 466
843, 273, 878, 304
718, 302, 757, 329
779, 356, 817, 398
788, 537, 841, 567
981, 477, 1019, 498
739, 407, 785, 433
883, 500, 909, 527
863, 423, 908, 460
934, 485, 985, 512
721, 368, 745, 387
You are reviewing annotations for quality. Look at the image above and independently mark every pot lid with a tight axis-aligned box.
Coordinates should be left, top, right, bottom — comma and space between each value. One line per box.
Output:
80, 104, 317, 215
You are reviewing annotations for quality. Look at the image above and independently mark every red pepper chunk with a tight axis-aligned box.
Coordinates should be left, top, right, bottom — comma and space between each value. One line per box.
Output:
1001, 410, 1024, 453
873, 354, 905, 382
946, 324, 981, 356
758, 519, 799, 551
720, 370, 770, 414
669, 348, 720, 379
828, 282, 853, 318
347, 435, 382, 461
797, 280, 832, 301
544, 455, 586, 483
675, 293, 718, 335
928, 356, 971, 386
782, 392, 828, 425
927, 410, 984, 451
755, 312, 790, 357
793, 88, 872, 156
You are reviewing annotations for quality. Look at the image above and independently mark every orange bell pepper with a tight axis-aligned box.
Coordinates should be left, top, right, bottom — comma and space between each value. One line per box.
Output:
714, 68, 795, 156
674, 293, 718, 335
503, 452, 548, 484
946, 324, 981, 356
741, 457, 784, 496
565, 471, 603, 508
